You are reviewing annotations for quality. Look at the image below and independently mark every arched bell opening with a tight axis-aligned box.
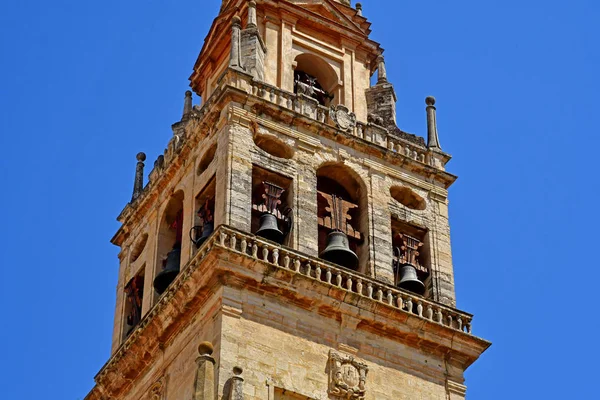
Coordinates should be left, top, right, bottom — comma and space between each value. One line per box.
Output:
316, 163, 368, 272
251, 166, 294, 246
153, 191, 185, 296
190, 176, 216, 250
293, 53, 339, 107
391, 217, 430, 297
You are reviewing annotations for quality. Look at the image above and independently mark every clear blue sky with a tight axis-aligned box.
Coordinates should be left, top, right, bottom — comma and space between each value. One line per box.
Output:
1, 1, 598, 398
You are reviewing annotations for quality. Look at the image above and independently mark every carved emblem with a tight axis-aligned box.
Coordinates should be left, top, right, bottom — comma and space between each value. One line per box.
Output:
148, 377, 166, 400
330, 105, 357, 131
328, 351, 368, 400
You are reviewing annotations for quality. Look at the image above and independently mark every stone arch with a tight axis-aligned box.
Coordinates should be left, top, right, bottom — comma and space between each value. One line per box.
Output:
316, 162, 369, 272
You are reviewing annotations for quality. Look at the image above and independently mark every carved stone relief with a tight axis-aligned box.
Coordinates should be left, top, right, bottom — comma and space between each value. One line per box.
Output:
148, 376, 166, 400
328, 351, 368, 400
330, 105, 357, 132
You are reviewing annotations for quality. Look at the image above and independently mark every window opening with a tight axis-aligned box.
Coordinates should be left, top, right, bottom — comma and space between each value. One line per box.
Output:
392, 219, 429, 296
123, 270, 144, 339
251, 166, 293, 245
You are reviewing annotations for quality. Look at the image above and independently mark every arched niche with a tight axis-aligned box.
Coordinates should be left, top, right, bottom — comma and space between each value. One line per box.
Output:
390, 186, 426, 211
253, 133, 294, 159
197, 143, 217, 176
294, 53, 340, 106
130, 233, 148, 264
316, 163, 368, 272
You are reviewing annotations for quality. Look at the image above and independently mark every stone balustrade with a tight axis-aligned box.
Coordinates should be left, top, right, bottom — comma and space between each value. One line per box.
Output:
232, 73, 440, 170
196, 225, 473, 334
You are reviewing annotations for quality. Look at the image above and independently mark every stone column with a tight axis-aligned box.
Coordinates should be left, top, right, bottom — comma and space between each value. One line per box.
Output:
377, 56, 387, 83
193, 342, 216, 400
426, 96, 441, 150
183, 90, 193, 119
229, 16, 244, 70
131, 152, 146, 201
229, 367, 244, 400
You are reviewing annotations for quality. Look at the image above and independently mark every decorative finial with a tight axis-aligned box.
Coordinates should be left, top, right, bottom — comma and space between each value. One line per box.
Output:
425, 96, 441, 150
247, 1, 257, 28
356, 3, 363, 16
229, 16, 244, 70
183, 90, 193, 118
230, 366, 245, 399
377, 56, 387, 84
132, 152, 146, 201
197, 341, 214, 356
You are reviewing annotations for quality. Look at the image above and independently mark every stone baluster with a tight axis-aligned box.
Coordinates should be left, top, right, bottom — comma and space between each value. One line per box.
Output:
283, 253, 290, 269
326, 268, 332, 284
356, 279, 363, 295
346, 277, 353, 291
336, 273, 343, 287
251, 242, 258, 258
405, 297, 413, 313
272, 248, 279, 265
417, 301, 423, 317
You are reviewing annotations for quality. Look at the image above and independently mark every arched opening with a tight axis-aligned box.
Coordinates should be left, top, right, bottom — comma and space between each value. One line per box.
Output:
391, 218, 430, 297
316, 163, 368, 272
253, 134, 294, 159
294, 53, 339, 106
154, 191, 184, 295
251, 166, 294, 246
390, 186, 427, 211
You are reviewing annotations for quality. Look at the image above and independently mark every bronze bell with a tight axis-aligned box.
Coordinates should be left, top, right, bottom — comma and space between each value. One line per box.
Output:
255, 213, 284, 244
153, 244, 181, 295
190, 222, 214, 248
320, 230, 359, 270
397, 264, 425, 295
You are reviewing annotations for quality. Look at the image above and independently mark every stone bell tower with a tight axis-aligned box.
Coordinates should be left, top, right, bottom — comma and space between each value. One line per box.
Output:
86, 1, 490, 399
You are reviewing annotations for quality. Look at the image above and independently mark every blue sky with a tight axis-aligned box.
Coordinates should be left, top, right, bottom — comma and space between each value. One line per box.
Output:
1, 0, 598, 398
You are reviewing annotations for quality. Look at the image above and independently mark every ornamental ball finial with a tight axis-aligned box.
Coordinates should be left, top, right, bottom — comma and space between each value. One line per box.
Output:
232, 15, 242, 25
197, 341, 214, 356
136, 152, 146, 162
185, 90, 192, 97
233, 366, 243, 376
426, 96, 436, 106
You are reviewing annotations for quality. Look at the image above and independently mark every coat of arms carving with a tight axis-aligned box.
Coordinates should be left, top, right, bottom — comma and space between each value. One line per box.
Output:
328, 350, 368, 399
330, 105, 357, 131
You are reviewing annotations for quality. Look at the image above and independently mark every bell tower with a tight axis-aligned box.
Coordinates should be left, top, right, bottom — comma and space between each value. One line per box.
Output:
86, 1, 490, 399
